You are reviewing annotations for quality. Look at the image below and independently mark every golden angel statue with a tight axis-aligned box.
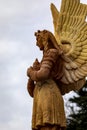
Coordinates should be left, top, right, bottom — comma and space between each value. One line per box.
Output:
27, 0, 87, 130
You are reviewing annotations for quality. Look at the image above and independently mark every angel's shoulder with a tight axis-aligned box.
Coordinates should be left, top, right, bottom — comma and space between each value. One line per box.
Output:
43, 49, 59, 63
47, 48, 59, 57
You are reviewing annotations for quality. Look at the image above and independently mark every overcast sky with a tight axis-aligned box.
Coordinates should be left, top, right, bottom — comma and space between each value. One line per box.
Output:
0, 0, 87, 130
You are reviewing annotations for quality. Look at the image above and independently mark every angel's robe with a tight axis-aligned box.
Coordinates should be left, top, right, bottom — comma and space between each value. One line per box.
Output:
27, 49, 66, 129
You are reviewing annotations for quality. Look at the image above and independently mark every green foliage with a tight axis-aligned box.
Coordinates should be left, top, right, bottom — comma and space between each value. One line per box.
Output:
67, 81, 87, 130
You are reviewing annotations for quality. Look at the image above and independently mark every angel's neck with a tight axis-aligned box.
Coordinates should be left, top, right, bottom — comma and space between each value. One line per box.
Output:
44, 41, 54, 52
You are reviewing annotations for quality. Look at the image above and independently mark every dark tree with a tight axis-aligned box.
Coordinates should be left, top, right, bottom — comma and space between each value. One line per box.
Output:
67, 81, 87, 130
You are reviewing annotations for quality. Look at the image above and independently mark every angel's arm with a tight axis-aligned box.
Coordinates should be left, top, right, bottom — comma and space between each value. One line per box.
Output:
27, 78, 35, 97
27, 58, 40, 97
27, 49, 59, 81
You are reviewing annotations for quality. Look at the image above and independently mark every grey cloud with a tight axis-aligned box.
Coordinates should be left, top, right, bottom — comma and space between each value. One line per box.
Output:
0, 0, 61, 43
0, 0, 59, 18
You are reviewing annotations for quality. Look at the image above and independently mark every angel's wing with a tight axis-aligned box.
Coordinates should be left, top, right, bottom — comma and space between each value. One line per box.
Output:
51, 0, 87, 94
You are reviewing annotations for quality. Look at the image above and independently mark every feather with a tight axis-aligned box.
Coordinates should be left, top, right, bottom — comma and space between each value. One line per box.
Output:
64, 69, 74, 83
75, 70, 84, 78
76, 69, 86, 77
75, 58, 86, 64
50, 3, 59, 33
61, 75, 69, 84
81, 52, 87, 57
81, 64, 87, 71
81, 34, 87, 41
72, 1, 80, 16
81, 40, 87, 45
79, 23, 87, 32
78, 56, 87, 60
76, 43, 82, 47
74, 47, 82, 52
82, 45, 87, 49
64, 63, 72, 69
82, 49, 87, 53
64, 61, 78, 70
69, 62, 78, 69
60, 0, 66, 13
70, 52, 79, 59
70, 70, 79, 81
79, 68, 87, 76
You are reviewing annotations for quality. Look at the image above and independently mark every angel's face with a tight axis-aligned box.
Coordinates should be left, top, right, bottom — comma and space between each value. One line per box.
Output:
34, 30, 44, 50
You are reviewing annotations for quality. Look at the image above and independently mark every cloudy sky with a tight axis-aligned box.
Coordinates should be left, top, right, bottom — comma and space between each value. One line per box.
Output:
0, 0, 87, 130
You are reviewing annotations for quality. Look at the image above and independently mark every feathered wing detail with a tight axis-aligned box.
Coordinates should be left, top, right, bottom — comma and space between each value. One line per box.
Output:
50, 4, 60, 42
51, 0, 87, 94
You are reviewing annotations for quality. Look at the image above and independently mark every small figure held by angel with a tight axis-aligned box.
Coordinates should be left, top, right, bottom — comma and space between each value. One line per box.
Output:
27, 0, 87, 130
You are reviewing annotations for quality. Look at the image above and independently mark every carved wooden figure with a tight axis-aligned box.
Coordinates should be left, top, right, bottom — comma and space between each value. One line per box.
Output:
27, 0, 87, 130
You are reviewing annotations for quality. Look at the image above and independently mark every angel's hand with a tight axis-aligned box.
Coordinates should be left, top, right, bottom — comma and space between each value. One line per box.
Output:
27, 66, 33, 77
33, 58, 40, 70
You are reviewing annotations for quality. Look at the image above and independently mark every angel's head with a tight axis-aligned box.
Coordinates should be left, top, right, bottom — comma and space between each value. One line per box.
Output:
35, 30, 52, 50
34, 30, 62, 54
34, 30, 49, 50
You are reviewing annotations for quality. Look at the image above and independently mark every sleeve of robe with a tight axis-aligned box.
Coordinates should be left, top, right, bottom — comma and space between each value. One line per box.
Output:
28, 49, 59, 81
